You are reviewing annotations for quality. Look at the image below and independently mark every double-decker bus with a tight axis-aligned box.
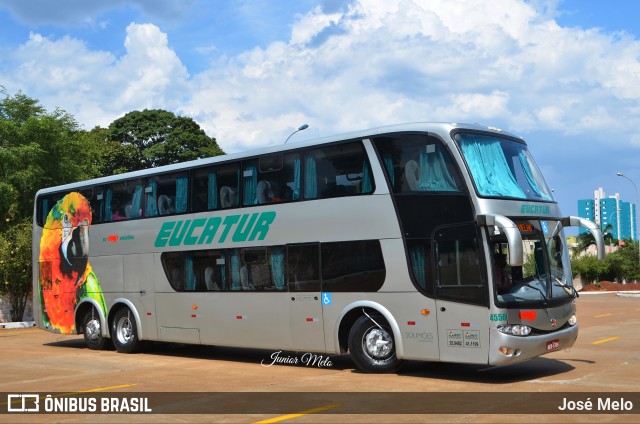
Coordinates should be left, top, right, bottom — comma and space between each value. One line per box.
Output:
33, 122, 604, 373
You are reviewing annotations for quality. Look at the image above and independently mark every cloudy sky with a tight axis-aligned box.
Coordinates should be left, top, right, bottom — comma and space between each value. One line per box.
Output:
1, 0, 640, 219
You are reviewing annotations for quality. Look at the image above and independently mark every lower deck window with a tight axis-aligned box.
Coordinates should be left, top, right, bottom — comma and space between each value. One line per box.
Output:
161, 240, 385, 293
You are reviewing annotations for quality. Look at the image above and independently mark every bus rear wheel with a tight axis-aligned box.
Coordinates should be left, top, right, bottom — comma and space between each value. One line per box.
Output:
83, 307, 107, 350
348, 315, 402, 373
111, 307, 141, 353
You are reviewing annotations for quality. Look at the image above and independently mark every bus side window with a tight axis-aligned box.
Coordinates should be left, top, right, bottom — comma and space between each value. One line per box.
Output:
434, 224, 487, 306
304, 142, 373, 200
105, 179, 145, 221
287, 244, 320, 292
321, 241, 385, 292
373, 135, 462, 194
162, 252, 185, 291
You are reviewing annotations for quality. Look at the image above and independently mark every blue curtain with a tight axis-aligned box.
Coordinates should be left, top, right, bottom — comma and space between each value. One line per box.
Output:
207, 171, 218, 210
185, 255, 196, 291
361, 161, 372, 193
145, 181, 158, 217
292, 157, 301, 200
304, 155, 317, 199
417, 147, 459, 191
104, 188, 113, 222
518, 152, 552, 200
269, 248, 285, 290
383, 152, 395, 190
130, 184, 143, 218
220, 263, 227, 290
458, 136, 525, 198
42, 199, 49, 222
230, 253, 241, 290
243, 164, 257, 205
175, 176, 188, 213
409, 245, 426, 289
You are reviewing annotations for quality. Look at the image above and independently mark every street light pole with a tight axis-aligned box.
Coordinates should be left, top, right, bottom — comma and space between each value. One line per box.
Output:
616, 172, 640, 275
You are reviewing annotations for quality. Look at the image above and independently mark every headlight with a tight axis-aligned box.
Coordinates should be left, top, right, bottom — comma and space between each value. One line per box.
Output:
497, 324, 532, 336
568, 314, 577, 326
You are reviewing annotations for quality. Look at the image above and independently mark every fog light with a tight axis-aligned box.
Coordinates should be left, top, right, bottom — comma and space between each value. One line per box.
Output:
499, 346, 513, 356
568, 314, 577, 326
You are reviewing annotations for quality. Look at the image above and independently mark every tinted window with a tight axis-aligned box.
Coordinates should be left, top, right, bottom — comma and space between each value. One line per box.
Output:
374, 134, 462, 193
162, 246, 286, 292
407, 239, 433, 296
304, 142, 374, 199
434, 224, 487, 306
145, 173, 189, 217
321, 240, 385, 292
104, 178, 146, 221
288, 244, 320, 292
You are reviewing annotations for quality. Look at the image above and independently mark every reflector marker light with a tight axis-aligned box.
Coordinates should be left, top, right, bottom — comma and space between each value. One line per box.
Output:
519, 310, 537, 322
407, 321, 416, 326
461, 322, 470, 327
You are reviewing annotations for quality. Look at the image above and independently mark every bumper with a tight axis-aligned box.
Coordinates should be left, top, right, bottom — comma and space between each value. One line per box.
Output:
488, 323, 578, 366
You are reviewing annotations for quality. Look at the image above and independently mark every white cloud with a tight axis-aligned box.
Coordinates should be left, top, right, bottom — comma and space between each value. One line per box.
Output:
2, 0, 640, 154
3, 23, 189, 127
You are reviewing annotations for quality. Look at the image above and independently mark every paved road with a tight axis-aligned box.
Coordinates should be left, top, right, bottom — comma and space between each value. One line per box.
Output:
1, 293, 638, 423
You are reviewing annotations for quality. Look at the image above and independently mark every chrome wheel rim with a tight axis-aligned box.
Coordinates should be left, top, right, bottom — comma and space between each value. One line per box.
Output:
116, 316, 133, 345
85, 318, 101, 342
363, 327, 393, 359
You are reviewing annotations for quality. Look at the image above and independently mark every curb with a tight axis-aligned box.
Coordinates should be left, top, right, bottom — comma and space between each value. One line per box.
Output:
0, 321, 36, 329
616, 291, 640, 298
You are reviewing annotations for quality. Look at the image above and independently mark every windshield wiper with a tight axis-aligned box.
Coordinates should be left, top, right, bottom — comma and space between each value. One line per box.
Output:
521, 281, 548, 305
553, 277, 579, 298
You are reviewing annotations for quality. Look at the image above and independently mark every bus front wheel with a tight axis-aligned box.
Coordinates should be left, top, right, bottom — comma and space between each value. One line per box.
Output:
111, 307, 141, 353
348, 315, 402, 373
83, 307, 108, 350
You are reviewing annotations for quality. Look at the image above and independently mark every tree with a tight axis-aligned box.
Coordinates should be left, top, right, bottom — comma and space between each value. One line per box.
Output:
107, 109, 224, 173
605, 240, 640, 282
571, 254, 610, 284
0, 91, 98, 230
0, 220, 32, 321
571, 224, 615, 257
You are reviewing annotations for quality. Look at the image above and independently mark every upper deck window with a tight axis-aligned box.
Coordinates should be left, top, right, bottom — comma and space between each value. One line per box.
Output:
455, 133, 553, 201
373, 134, 463, 194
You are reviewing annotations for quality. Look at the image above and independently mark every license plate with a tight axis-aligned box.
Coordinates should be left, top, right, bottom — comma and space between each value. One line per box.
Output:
546, 339, 560, 351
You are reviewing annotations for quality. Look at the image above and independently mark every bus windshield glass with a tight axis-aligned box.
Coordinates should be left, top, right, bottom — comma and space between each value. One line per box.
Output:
455, 133, 554, 201
491, 220, 574, 306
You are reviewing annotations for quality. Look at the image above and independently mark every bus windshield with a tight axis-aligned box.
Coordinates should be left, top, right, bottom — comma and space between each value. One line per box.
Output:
455, 133, 554, 201
491, 219, 574, 306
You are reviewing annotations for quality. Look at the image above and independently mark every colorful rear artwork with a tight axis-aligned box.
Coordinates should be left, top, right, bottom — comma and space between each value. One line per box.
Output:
38, 192, 106, 334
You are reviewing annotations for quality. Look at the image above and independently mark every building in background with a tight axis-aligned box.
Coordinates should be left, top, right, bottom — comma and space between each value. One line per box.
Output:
577, 187, 637, 241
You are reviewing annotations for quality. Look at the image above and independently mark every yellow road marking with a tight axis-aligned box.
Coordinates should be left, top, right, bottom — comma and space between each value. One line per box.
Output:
592, 336, 620, 345
594, 314, 612, 318
253, 403, 342, 424
1, 384, 136, 407
77, 384, 136, 393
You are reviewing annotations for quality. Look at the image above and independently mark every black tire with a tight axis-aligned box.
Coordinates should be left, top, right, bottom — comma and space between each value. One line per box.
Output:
348, 315, 402, 373
111, 307, 141, 353
83, 307, 107, 350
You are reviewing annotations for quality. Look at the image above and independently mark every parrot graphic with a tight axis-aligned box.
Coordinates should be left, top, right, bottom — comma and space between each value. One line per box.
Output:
38, 192, 106, 334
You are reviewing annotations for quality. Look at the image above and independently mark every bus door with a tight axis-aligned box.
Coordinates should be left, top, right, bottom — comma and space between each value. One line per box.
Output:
287, 243, 326, 351
124, 254, 157, 339
433, 223, 489, 364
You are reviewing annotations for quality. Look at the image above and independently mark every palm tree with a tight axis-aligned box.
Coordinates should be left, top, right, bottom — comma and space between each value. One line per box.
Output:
571, 223, 615, 257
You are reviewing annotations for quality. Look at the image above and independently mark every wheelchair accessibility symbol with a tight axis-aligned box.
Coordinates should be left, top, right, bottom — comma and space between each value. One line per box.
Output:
322, 292, 332, 306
